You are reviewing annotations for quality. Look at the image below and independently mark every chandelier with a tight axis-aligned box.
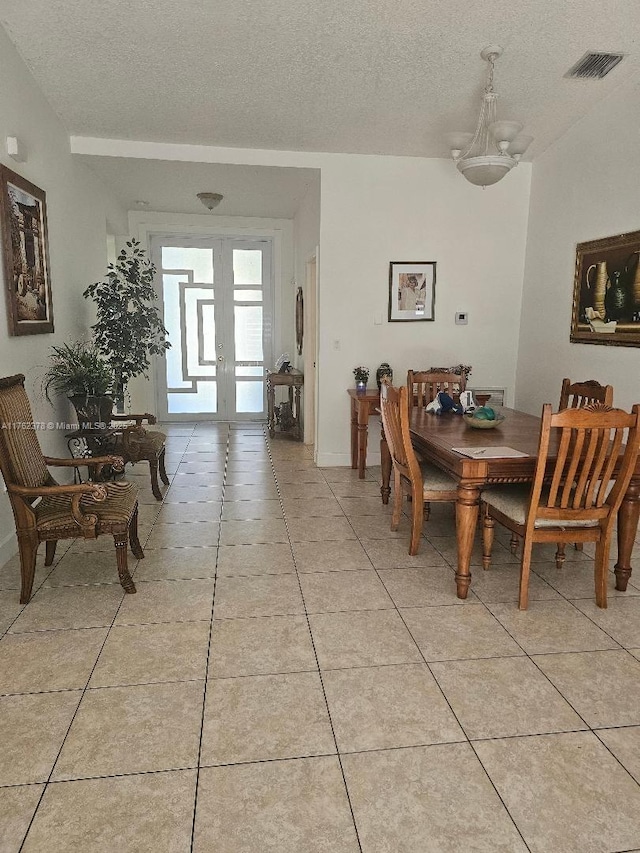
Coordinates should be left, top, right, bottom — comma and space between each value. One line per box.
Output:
446, 46, 532, 187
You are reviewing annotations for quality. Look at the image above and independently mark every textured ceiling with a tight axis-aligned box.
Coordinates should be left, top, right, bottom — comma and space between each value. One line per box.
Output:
75, 157, 319, 219
2, 0, 640, 159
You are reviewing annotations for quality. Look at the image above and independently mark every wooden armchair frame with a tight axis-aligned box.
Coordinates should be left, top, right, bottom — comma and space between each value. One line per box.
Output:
0, 374, 143, 603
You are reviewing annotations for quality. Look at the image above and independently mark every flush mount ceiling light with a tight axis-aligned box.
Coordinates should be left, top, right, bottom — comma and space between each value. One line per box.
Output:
446, 46, 532, 188
197, 192, 224, 210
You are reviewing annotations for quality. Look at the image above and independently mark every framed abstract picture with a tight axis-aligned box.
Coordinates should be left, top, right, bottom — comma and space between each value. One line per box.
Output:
570, 229, 640, 348
0, 165, 54, 335
388, 261, 436, 322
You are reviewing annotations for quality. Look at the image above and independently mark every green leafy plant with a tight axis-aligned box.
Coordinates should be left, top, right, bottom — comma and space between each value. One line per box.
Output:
43, 341, 114, 401
353, 366, 369, 382
83, 239, 170, 406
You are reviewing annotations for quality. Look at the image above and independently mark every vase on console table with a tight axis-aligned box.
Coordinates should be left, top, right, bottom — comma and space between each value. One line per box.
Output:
353, 365, 369, 393
376, 363, 393, 390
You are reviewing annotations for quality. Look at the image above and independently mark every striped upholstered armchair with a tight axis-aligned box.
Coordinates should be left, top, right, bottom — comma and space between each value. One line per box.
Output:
0, 374, 143, 603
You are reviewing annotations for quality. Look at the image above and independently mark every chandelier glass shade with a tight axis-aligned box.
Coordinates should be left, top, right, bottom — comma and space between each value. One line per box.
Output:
447, 46, 532, 188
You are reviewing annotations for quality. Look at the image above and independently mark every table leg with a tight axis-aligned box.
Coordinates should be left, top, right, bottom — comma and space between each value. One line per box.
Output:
380, 423, 392, 505
356, 401, 370, 479
455, 482, 481, 599
267, 380, 275, 438
294, 386, 302, 441
614, 477, 640, 592
350, 398, 358, 469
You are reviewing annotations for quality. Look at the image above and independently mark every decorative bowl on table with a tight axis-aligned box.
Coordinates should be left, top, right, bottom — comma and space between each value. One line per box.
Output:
463, 407, 505, 429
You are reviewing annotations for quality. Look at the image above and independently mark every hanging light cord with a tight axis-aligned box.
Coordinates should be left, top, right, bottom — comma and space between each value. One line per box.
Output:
458, 53, 499, 161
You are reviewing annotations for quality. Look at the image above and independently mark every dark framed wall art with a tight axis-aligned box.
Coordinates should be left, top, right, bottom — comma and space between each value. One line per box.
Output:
0, 165, 54, 335
570, 229, 640, 348
388, 261, 436, 322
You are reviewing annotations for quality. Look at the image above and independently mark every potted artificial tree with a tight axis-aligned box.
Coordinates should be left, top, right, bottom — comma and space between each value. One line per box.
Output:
43, 340, 115, 429
83, 239, 170, 410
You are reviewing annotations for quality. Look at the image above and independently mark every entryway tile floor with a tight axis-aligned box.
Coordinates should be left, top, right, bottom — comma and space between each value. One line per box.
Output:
1, 423, 640, 851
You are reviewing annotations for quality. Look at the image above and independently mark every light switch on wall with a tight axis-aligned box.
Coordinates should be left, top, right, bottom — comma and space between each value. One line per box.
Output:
374, 313, 383, 325
455, 312, 468, 325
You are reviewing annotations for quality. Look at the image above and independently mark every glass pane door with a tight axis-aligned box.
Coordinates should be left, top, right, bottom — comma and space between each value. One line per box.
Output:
229, 242, 270, 415
153, 236, 272, 421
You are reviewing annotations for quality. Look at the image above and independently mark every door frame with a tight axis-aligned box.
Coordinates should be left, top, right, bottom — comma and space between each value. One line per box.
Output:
303, 248, 319, 449
150, 230, 275, 422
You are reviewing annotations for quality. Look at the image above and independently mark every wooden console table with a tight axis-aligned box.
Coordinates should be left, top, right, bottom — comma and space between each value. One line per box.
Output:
266, 369, 303, 440
348, 388, 381, 478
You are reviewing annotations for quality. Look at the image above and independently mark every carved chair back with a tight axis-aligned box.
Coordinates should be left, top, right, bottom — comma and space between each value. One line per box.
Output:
407, 370, 467, 414
559, 378, 613, 411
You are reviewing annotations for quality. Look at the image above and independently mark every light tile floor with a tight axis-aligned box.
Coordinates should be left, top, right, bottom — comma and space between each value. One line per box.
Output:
1, 422, 640, 851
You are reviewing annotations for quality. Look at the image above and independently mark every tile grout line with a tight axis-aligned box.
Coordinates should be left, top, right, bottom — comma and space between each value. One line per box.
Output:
4, 432, 640, 848
7, 431, 194, 848
268, 435, 365, 853
187, 422, 228, 853
383, 565, 534, 851
14, 422, 195, 849
440, 534, 640, 800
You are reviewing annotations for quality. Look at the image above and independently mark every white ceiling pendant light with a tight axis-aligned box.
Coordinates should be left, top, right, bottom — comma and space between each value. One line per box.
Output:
446, 46, 532, 188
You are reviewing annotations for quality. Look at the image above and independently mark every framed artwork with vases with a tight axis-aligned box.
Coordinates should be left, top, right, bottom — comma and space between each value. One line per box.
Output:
570, 229, 640, 348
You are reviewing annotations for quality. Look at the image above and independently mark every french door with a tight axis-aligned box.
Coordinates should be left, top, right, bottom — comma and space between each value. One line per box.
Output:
153, 236, 273, 421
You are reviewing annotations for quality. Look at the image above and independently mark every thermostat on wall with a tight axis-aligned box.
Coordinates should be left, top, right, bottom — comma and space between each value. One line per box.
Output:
455, 312, 468, 325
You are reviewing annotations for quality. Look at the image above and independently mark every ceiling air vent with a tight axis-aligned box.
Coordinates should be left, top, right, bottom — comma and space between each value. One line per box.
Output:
566, 52, 624, 79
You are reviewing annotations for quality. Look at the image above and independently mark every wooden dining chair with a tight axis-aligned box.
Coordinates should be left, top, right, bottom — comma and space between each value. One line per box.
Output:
0, 374, 143, 603
380, 381, 458, 555
559, 378, 614, 410
481, 402, 640, 610
406, 370, 467, 415
507, 378, 616, 559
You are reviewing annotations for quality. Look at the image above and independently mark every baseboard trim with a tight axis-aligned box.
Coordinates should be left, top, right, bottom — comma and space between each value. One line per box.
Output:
316, 451, 381, 468
0, 530, 17, 569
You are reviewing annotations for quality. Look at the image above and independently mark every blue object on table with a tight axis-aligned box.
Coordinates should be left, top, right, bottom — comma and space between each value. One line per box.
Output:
426, 391, 464, 416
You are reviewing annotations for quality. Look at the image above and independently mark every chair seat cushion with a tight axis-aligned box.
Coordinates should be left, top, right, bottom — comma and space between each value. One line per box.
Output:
36, 480, 139, 532
484, 484, 601, 529
420, 462, 458, 493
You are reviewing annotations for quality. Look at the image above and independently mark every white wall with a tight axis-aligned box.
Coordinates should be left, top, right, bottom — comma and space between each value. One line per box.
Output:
0, 29, 127, 566
127, 210, 295, 415
71, 137, 532, 466
516, 76, 640, 415
316, 155, 531, 465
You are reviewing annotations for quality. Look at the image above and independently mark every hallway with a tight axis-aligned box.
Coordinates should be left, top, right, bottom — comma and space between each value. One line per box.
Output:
2, 422, 640, 851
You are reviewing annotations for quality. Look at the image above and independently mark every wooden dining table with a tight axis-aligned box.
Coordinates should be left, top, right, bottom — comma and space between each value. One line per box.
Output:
380, 406, 640, 600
